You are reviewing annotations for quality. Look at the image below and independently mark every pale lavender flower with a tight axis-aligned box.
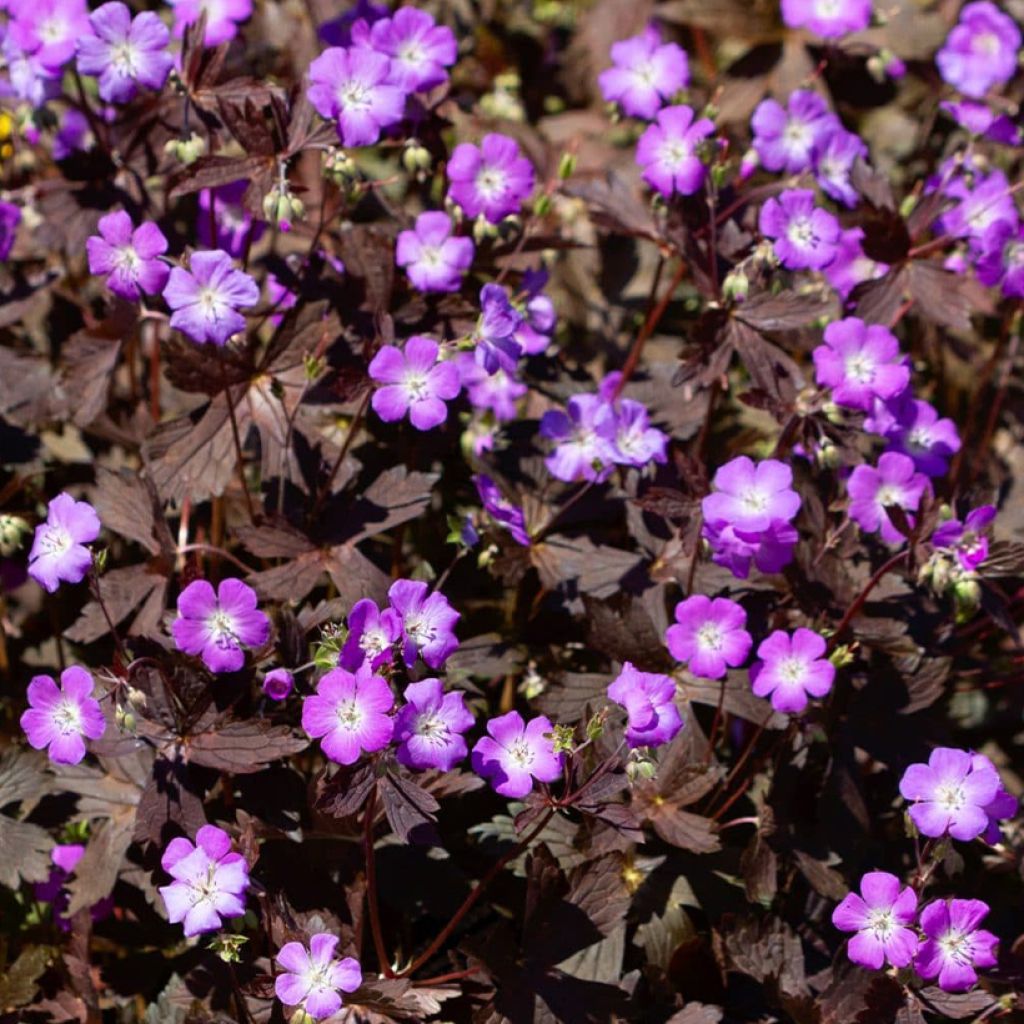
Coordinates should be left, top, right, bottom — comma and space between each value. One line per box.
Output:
977, 220, 1024, 297
263, 669, 294, 701
163, 249, 259, 346
388, 578, 460, 669
198, 182, 263, 257
847, 452, 929, 544
813, 126, 867, 208
824, 227, 889, 300
167, 0, 252, 46
158, 825, 249, 936
665, 595, 752, 680
899, 747, 1000, 841
607, 661, 682, 749
457, 355, 526, 420
781, 0, 872, 37
474, 474, 530, 546
915, 899, 998, 992
940, 100, 1021, 144
396, 211, 474, 293
882, 398, 961, 478
86, 211, 169, 301
473, 283, 524, 374
938, 169, 1018, 247
635, 104, 715, 198
21, 666, 104, 765
275, 934, 361, 1020
8, 0, 88, 70
812, 317, 909, 411
759, 188, 840, 270
172, 578, 271, 674
339, 598, 402, 672
540, 393, 618, 483
471, 710, 562, 798
302, 664, 394, 765
0, 201, 20, 262
369, 335, 460, 431
2, 33, 60, 105
933, 506, 996, 572
514, 269, 556, 355
750, 628, 835, 713
970, 752, 1018, 844
750, 89, 837, 174
831, 871, 919, 970
76, 2, 172, 103
608, 395, 668, 468
598, 25, 689, 120
936, 1, 1021, 99
393, 677, 474, 771
368, 6, 456, 93
447, 134, 534, 224
28, 492, 100, 593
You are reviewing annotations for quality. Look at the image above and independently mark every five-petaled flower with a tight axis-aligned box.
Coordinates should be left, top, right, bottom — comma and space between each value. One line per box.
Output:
813, 317, 910, 411
393, 677, 475, 771
636, 105, 715, 198
172, 578, 271, 674
750, 628, 835, 713
665, 595, 752, 680
607, 661, 682, 749
28, 493, 101, 593
388, 578, 460, 669
759, 188, 840, 270
340, 598, 403, 672
396, 211, 474, 293
914, 898, 998, 992
447, 133, 534, 224
598, 25, 689, 120
302, 663, 394, 765
831, 871, 919, 970
163, 249, 260, 346
369, 336, 461, 431
471, 710, 563, 798
86, 211, 169, 302
847, 452, 930, 544
21, 666, 105, 765
275, 934, 362, 1020
899, 747, 1001, 841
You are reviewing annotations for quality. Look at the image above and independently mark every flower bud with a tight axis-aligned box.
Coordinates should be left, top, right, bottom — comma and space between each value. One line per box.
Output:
276, 193, 294, 232
0, 514, 30, 556
402, 141, 432, 176
557, 152, 576, 180
953, 578, 981, 621
164, 132, 206, 166
721, 268, 749, 303
472, 215, 499, 244
739, 147, 759, 180
262, 668, 294, 701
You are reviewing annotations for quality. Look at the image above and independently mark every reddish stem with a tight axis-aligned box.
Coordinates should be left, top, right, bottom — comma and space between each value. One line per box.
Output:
364, 787, 395, 978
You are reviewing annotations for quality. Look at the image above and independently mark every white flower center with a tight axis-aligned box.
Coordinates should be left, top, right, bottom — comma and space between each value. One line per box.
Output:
53, 698, 83, 735
876, 484, 904, 508
973, 32, 1000, 57
475, 167, 508, 201
40, 525, 73, 556
359, 627, 390, 658
398, 41, 424, 67
787, 215, 816, 248
844, 353, 876, 384
938, 929, 972, 963
335, 699, 363, 730
696, 622, 724, 652
405, 614, 435, 644
403, 371, 430, 401
508, 739, 534, 767
207, 609, 238, 646
1006, 242, 1024, 267
414, 711, 450, 747
39, 17, 67, 43
867, 907, 896, 939
339, 81, 370, 112
936, 783, 966, 811
659, 140, 690, 167
740, 488, 769, 513
112, 41, 138, 76
779, 657, 806, 683
189, 862, 222, 905
784, 121, 811, 152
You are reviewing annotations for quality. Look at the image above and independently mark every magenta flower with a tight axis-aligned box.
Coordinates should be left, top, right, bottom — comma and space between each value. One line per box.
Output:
598, 25, 689, 120
396, 211, 474, 293
969, 752, 1018, 843
275, 934, 362, 1020
86, 211, 169, 302
635, 104, 715, 199
457, 355, 526, 421
198, 182, 264, 258
750, 628, 835, 713
824, 227, 888, 300
21, 666, 104, 765
339, 598, 402, 672
302, 664, 394, 765
263, 669, 294, 701
158, 825, 249, 937
607, 662, 682, 749
847, 452, 929, 544
812, 317, 910, 411
938, 170, 1018, 245
703, 457, 801, 535
704, 518, 799, 580
474, 474, 530, 546
899, 747, 1000, 841
76, 2, 172, 104
936, 1, 1021, 99
941, 100, 1021, 144
393, 677, 475, 772
367, 7, 456, 92
28, 492, 100, 593
0, 201, 20, 262
167, 0, 252, 46
34, 843, 113, 931
813, 127, 867, 208
781, 0, 871, 37
610, 398, 668, 469
163, 249, 259, 346
831, 871, 919, 970
750, 90, 837, 174
368, 336, 460, 431
759, 188, 840, 271
514, 269, 556, 355
307, 45, 406, 147
977, 220, 1024, 297
8, 0, 88, 70
915, 899, 998, 993
447, 134, 535, 224
172, 578, 271, 674
540, 393, 618, 483
473, 284, 524, 375
388, 578, 460, 669
471, 710, 562, 798
665, 595, 752, 680
882, 398, 961, 478
933, 506, 996, 572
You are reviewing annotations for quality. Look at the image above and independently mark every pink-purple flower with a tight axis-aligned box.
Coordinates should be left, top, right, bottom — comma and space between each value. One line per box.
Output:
388, 578, 460, 669
665, 595, 752, 680
393, 677, 474, 772
163, 249, 259, 346
881, 398, 961, 478
8, 0, 88, 71
750, 89, 837, 174
847, 452, 929, 544
21, 666, 105, 765
831, 871, 919, 970
457, 356, 526, 421
172, 578, 271, 674
607, 662, 682, 749
198, 182, 263, 258
302, 663, 394, 765
812, 317, 910, 411
473, 283, 524, 375
969, 752, 1018, 843
824, 227, 888, 300
936, 2, 1021, 99
167, 0, 252, 46
34, 843, 113, 931
368, 335, 460, 431
750, 628, 835, 713
933, 506, 996, 572
780, 0, 872, 37
396, 211, 474, 293
598, 25, 689, 120
0, 201, 20, 262
340, 598, 402, 672
447, 134, 535, 224
263, 669, 294, 701
977, 220, 1024, 297
28, 492, 101, 593
813, 127, 867, 208
759, 188, 840, 271
636, 104, 715, 199
366, 6, 456, 93
899, 746, 1001, 841
540, 393, 618, 483
914, 899, 998, 993
158, 825, 250, 937
474, 474, 530, 546
275, 934, 362, 1020
86, 211, 169, 302
471, 710, 562, 798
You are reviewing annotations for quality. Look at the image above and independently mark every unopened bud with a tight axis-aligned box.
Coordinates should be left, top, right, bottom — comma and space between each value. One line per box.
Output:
739, 147, 759, 181
402, 141, 432, 175
164, 132, 206, 165
551, 723, 576, 755
472, 215, 499, 244
953, 578, 981, 621
721, 268, 749, 303
0, 514, 29, 556
557, 152, 576, 180
829, 644, 855, 669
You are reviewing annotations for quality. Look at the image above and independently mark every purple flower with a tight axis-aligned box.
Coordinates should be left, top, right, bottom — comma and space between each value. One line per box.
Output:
367, 7, 456, 92
882, 398, 961, 478
388, 578, 460, 669
665, 595, 752, 680
167, 0, 252, 46
812, 317, 910, 411
8, 0, 88, 70
847, 452, 929, 544
750, 90, 837, 174
824, 227, 888, 300
393, 678, 474, 771
540, 393, 618, 483
933, 505, 996, 572
473, 284, 524, 375
172, 578, 271, 674
457, 355, 526, 420
609, 397, 668, 469
2, 32, 60, 106
368, 335, 460, 431
977, 220, 1024, 297
275, 934, 362, 1020
899, 747, 1001, 841
302, 664, 394, 765
28, 492, 100, 593
447, 134, 535, 224
163, 249, 259, 346
915, 899, 998, 993
263, 669, 294, 701
339, 598, 402, 672
21, 666, 105, 765
781, 0, 871, 37
635, 104, 715, 199
936, 1, 1021, 99
86, 211, 169, 302
319, 0, 388, 47
941, 100, 1021, 144
759, 188, 840, 271
938, 170, 1018, 246
76, 2, 172, 104
34, 843, 113, 931
969, 752, 1018, 843
51, 108, 92, 161
396, 211, 474, 293
607, 661, 682, 749
471, 710, 562, 798
702, 456, 801, 535
597, 25, 689, 120
158, 826, 249, 937
704, 518, 799, 579
307, 46, 406, 147
198, 182, 263, 258
267, 273, 298, 327
813, 127, 867, 208
831, 871, 919, 970
514, 269, 556, 355
474, 474, 530, 546
0, 201, 20, 262
750, 628, 835, 713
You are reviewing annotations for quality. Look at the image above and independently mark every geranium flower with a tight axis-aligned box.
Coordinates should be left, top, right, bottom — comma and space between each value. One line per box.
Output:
899, 747, 1000, 841
915, 899, 998, 992
163, 250, 259, 346
831, 871, 919, 969
393, 677, 474, 771
86, 211, 169, 301
172, 578, 271, 674
275, 934, 362, 1020
598, 25, 689, 120
607, 661, 682, 748
750, 628, 835, 713
28, 493, 101, 593
471, 710, 562, 797
302, 664, 394, 765
665, 595, 752, 680
21, 666, 105, 765
369, 336, 461, 431
447, 134, 534, 224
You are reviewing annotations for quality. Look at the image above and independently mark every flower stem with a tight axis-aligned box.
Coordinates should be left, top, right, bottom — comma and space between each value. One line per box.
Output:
363, 785, 395, 978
